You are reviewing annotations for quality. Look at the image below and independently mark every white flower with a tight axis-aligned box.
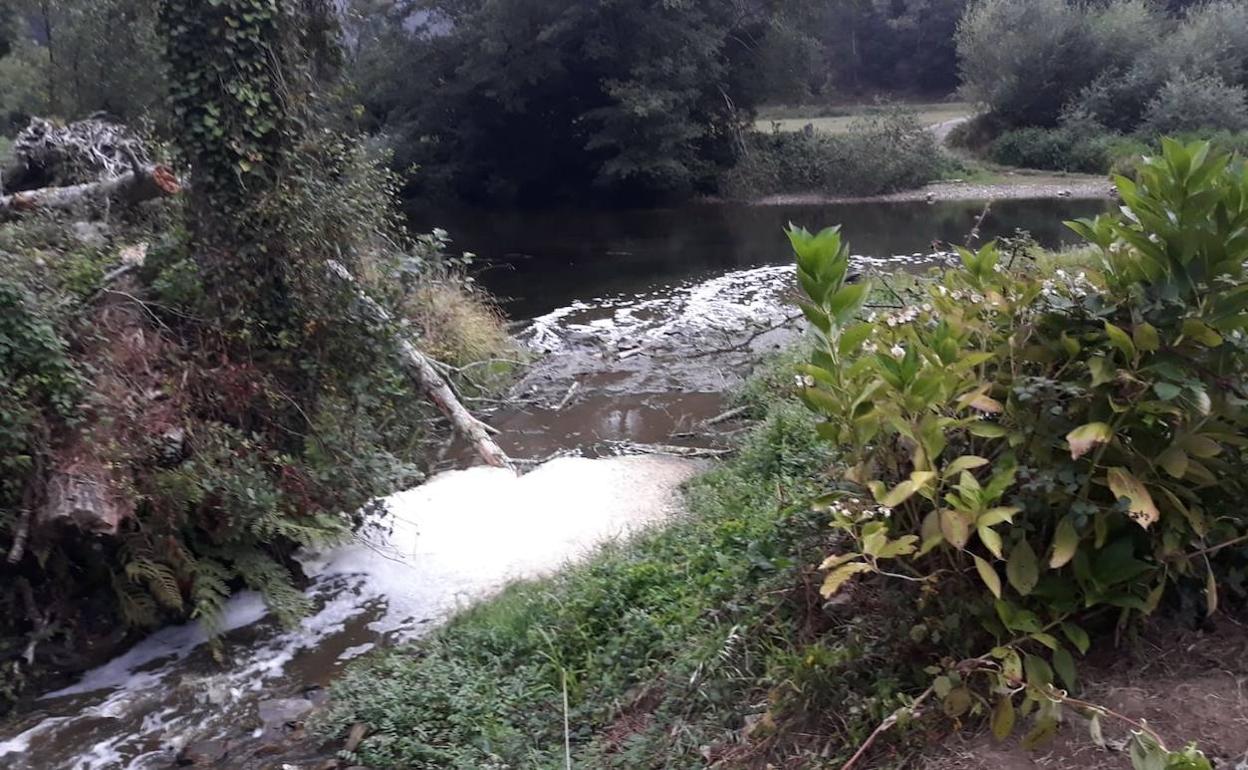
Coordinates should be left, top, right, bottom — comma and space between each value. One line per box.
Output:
890, 344, 905, 358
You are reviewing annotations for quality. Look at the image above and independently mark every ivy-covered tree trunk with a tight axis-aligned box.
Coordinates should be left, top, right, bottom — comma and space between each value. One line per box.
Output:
158, 0, 323, 335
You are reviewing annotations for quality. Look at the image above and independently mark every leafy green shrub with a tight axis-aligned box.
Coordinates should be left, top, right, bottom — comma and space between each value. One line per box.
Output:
722, 109, 945, 198
793, 140, 1248, 765
987, 123, 1117, 173
1141, 73, 1248, 137
956, 0, 1095, 127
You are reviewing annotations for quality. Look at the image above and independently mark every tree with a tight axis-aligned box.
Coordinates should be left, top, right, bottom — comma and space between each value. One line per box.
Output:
0, 0, 163, 124
956, 0, 1095, 127
358, 0, 772, 205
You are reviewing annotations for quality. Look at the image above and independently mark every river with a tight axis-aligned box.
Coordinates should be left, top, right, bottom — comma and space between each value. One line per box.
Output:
0, 197, 1106, 769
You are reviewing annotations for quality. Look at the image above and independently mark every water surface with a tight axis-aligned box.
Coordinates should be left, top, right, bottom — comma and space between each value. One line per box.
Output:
415, 198, 1108, 318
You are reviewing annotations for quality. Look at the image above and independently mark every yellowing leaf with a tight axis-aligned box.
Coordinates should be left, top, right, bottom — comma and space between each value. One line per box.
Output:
969, 394, 1004, 414
939, 508, 971, 549
943, 455, 989, 478
874, 479, 918, 507
820, 562, 872, 598
878, 535, 919, 559
1180, 434, 1222, 459
1048, 515, 1080, 569
973, 554, 1002, 598
1106, 467, 1160, 529
978, 524, 1004, 559
977, 506, 1019, 527
818, 552, 861, 570
1066, 422, 1112, 461
862, 528, 888, 558
991, 696, 1016, 741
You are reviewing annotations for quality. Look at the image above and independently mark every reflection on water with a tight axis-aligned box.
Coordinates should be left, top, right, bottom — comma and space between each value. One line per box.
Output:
412, 198, 1110, 318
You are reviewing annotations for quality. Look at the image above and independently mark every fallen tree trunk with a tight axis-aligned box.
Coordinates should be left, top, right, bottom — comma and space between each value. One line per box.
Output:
0, 165, 181, 221
326, 260, 515, 472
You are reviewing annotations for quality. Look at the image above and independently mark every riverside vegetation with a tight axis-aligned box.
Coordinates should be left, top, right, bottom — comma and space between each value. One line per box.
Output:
323, 142, 1248, 769
0, 0, 512, 709
952, 0, 1248, 176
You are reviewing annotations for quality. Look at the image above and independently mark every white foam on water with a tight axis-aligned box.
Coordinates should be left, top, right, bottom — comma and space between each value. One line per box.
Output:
1, 454, 703, 770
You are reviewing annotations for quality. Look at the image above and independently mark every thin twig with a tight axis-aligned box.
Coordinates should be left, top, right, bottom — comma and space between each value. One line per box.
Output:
840, 684, 936, 770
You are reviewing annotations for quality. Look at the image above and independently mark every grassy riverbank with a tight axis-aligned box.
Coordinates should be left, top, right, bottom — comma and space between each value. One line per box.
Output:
320, 367, 950, 768
753, 100, 973, 135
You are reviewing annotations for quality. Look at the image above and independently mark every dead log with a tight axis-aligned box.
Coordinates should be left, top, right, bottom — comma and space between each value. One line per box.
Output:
326, 260, 515, 472
2, 117, 154, 193
0, 165, 181, 221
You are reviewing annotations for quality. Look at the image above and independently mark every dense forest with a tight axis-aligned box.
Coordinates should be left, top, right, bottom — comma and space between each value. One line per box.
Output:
4, 2, 1248, 769
5, 0, 1248, 203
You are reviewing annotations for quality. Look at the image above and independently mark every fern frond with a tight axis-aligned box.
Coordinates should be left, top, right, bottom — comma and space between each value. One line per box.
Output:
111, 570, 159, 628
231, 549, 311, 626
123, 558, 184, 611
190, 558, 234, 634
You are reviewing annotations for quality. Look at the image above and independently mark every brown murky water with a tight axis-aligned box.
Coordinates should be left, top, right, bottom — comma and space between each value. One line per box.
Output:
0, 197, 1108, 769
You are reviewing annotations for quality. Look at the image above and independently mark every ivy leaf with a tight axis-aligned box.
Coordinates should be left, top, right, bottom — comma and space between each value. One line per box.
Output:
1049, 515, 1080, 569
1066, 422, 1112, 460
1106, 467, 1160, 529
1006, 538, 1040, 596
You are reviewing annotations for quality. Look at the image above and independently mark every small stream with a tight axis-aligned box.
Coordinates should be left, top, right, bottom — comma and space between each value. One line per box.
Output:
0, 197, 1106, 769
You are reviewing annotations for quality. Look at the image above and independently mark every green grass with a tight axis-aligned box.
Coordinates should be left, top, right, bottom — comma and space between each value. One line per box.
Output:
318, 357, 953, 768
755, 101, 973, 135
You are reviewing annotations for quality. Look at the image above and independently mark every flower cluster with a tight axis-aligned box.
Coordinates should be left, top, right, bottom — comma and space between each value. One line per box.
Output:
828, 498, 893, 522
1041, 268, 1093, 299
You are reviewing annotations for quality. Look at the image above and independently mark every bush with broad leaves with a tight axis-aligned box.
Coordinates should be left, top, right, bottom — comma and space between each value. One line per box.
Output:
792, 139, 1248, 767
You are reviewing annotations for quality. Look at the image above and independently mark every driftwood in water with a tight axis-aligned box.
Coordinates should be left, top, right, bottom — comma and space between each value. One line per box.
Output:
326, 260, 515, 471
0, 165, 181, 221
